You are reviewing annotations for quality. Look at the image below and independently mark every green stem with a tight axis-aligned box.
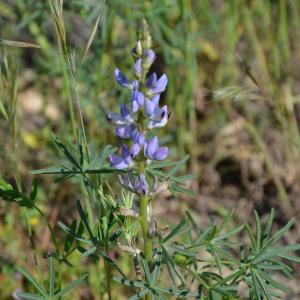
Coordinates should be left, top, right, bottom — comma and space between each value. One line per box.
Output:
139, 195, 152, 300
104, 260, 112, 300
34, 204, 63, 292
139, 195, 152, 263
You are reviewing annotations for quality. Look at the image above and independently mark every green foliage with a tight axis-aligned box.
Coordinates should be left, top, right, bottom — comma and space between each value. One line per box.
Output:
16, 257, 87, 300
1, 1, 300, 299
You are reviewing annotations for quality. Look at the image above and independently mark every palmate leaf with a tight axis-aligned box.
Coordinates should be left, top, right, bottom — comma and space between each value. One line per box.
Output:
242, 210, 300, 299
62, 200, 126, 277
17, 267, 48, 297
32, 134, 117, 178
17, 259, 87, 300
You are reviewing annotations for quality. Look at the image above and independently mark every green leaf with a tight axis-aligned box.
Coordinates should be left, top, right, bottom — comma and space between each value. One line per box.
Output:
190, 226, 212, 248
257, 269, 288, 293
254, 210, 262, 251
0, 188, 34, 208
252, 218, 296, 263
129, 288, 150, 300
170, 183, 195, 198
167, 155, 190, 176
250, 268, 262, 300
163, 217, 188, 243
82, 246, 97, 257
151, 251, 161, 285
76, 200, 95, 241
17, 267, 47, 297
15, 292, 45, 300
209, 244, 222, 275
254, 271, 272, 300
113, 277, 147, 289
161, 246, 186, 285
84, 145, 115, 171
0, 176, 12, 189
213, 225, 244, 242
245, 222, 257, 253
261, 208, 274, 246
140, 257, 151, 283
31, 167, 72, 175
49, 257, 55, 297
63, 220, 77, 253
53, 274, 88, 299
30, 178, 38, 201
276, 253, 300, 263
50, 132, 81, 169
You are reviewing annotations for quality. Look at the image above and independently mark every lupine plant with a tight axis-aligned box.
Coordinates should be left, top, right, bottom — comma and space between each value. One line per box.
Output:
1, 19, 300, 300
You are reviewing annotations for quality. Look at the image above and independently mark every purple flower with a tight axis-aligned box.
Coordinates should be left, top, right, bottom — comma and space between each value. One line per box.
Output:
107, 103, 134, 125
145, 73, 157, 88
144, 49, 156, 67
114, 68, 138, 90
115, 124, 136, 139
145, 95, 170, 129
109, 145, 133, 169
145, 73, 168, 95
131, 90, 145, 112
131, 130, 145, 146
135, 173, 148, 195
118, 172, 148, 195
129, 130, 145, 156
144, 136, 168, 161
118, 174, 136, 192
134, 58, 142, 78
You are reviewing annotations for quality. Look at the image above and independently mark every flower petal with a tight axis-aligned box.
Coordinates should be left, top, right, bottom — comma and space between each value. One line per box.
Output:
107, 112, 121, 123
145, 136, 159, 157
109, 154, 129, 169
144, 49, 156, 66
121, 144, 130, 158
114, 68, 130, 88
134, 58, 142, 77
131, 90, 145, 112
149, 74, 168, 94
135, 173, 148, 195
145, 73, 157, 88
115, 125, 135, 138
153, 147, 169, 161
145, 98, 156, 116
120, 103, 134, 123
131, 130, 145, 145
130, 143, 141, 157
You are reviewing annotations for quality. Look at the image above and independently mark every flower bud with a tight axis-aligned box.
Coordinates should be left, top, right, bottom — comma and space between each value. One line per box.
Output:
137, 18, 152, 50
135, 40, 143, 56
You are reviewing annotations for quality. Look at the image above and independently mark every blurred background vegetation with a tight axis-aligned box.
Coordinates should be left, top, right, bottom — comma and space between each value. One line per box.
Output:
1, 0, 300, 299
